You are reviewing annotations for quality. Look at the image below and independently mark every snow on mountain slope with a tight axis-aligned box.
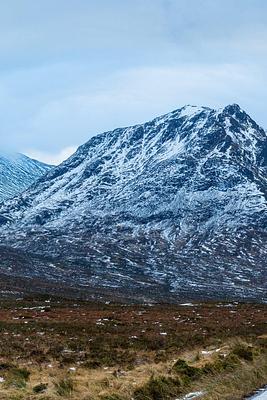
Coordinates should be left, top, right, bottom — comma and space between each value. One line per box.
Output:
0, 153, 52, 203
0, 104, 266, 301
1, 104, 266, 231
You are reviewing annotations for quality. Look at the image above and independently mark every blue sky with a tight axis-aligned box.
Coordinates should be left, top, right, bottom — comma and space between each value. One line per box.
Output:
1, 0, 267, 164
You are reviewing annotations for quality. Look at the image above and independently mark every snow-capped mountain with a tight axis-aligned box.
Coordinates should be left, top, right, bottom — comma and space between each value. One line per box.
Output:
0, 104, 266, 301
0, 153, 52, 203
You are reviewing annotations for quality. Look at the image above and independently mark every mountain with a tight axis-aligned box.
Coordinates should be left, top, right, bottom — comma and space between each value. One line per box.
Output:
0, 104, 266, 302
0, 153, 52, 202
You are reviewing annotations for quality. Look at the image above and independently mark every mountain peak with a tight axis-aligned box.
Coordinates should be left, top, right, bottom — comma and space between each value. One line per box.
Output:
223, 103, 242, 112
220, 103, 246, 118
153, 105, 212, 128
176, 104, 211, 118
0, 105, 266, 301
216, 103, 266, 142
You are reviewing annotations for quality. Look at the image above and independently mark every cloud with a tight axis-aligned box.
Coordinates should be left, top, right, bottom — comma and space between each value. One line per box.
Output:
21, 63, 267, 145
0, 0, 266, 157
25, 146, 77, 165
1, 61, 266, 160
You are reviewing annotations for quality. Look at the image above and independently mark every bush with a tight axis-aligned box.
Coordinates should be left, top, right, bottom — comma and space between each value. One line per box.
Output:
232, 344, 254, 362
134, 376, 181, 400
0, 363, 13, 371
33, 383, 48, 393
202, 353, 240, 374
172, 359, 202, 382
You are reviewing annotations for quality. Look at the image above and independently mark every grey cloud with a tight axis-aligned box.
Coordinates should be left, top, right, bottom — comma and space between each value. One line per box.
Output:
0, 0, 266, 162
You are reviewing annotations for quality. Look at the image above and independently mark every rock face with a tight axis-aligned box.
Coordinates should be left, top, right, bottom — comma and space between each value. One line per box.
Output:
0, 153, 51, 202
0, 104, 266, 301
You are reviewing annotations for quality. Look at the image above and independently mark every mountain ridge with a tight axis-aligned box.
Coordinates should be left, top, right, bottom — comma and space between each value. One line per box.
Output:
0, 104, 266, 301
0, 152, 52, 203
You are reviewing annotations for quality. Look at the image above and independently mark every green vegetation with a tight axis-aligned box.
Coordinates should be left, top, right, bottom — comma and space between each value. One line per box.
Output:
134, 376, 182, 400
4, 367, 30, 389
54, 377, 74, 397
0, 299, 265, 399
232, 344, 254, 362
33, 383, 48, 393
172, 359, 202, 381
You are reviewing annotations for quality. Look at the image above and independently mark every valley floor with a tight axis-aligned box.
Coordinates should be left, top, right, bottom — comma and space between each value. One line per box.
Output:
0, 298, 266, 400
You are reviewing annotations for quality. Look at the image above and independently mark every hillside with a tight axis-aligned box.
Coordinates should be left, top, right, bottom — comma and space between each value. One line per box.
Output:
0, 152, 51, 202
0, 104, 266, 301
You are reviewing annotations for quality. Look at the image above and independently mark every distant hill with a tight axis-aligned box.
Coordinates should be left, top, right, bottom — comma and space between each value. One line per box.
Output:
0, 152, 52, 202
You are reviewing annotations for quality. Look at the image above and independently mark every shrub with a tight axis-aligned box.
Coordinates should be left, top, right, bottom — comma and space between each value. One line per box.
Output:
172, 359, 202, 382
232, 344, 254, 362
33, 383, 48, 393
202, 353, 240, 374
0, 363, 13, 371
134, 375, 181, 400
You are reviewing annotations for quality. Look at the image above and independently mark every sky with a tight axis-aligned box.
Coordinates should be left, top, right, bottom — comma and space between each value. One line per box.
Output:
0, 0, 267, 165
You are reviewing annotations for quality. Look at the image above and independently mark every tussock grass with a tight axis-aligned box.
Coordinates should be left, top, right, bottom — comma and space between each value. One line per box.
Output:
134, 375, 182, 400
0, 299, 265, 399
199, 352, 267, 399
4, 367, 30, 389
54, 377, 74, 397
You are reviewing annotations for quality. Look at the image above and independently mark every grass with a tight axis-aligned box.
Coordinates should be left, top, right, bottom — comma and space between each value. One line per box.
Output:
4, 367, 30, 389
0, 298, 265, 399
172, 359, 202, 381
54, 377, 74, 397
132, 345, 267, 400
200, 351, 267, 399
134, 375, 182, 400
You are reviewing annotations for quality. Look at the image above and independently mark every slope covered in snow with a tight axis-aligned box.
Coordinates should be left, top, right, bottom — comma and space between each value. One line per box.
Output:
0, 104, 266, 301
0, 153, 51, 202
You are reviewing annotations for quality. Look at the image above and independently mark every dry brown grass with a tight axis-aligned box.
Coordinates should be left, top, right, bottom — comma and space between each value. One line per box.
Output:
199, 353, 267, 399
0, 299, 265, 399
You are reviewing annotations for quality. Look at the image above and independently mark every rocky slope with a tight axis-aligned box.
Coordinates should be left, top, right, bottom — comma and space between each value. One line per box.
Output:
0, 153, 51, 202
0, 104, 266, 301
